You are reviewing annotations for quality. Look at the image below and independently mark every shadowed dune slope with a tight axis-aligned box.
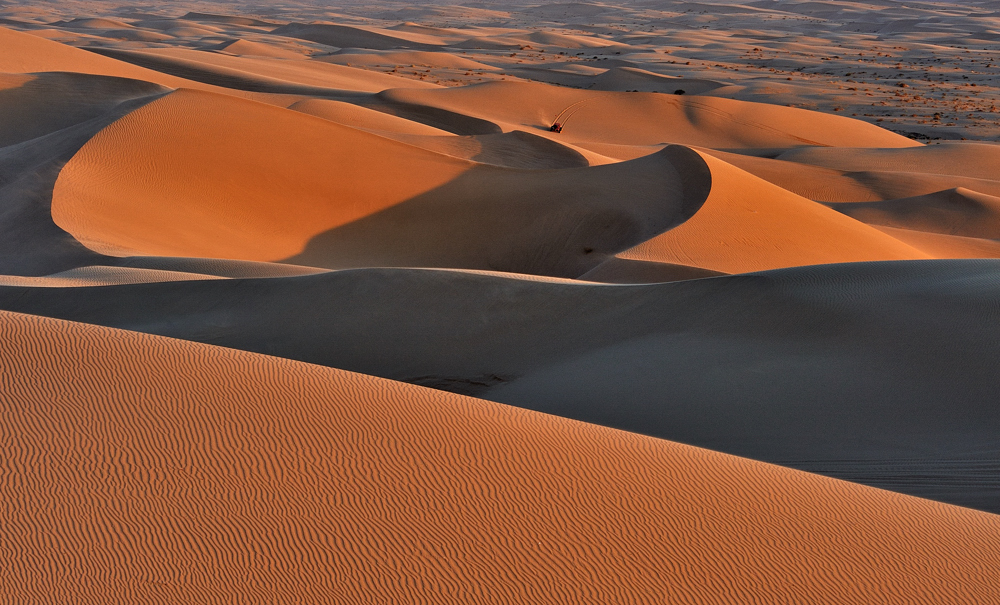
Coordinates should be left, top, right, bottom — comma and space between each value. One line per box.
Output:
52, 87, 712, 277
778, 143, 1000, 181
703, 148, 1000, 203
0, 72, 167, 147
590, 67, 729, 95
0, 265, 224, 287
828, 187, 1000, 239
273, 22, 445, 50
288, 97, 454, 135
868, 225, 1000, 259
380, 130, 591, 169
4, 309, 1000, 604
2, 260, 999, 511
616, 151, 929, 273
0, 73, 172, 276
377, 81, 921, 149
315, 50, 500, 72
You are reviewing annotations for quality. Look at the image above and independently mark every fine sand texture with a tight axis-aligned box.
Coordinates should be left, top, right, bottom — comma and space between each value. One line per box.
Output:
4, 310, 1000, 604
2, 260, 998, 512
4, 1, 1000, 600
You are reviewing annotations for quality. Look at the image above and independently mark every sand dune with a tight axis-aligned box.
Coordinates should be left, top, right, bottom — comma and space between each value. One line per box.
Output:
212, 38, 308, 59
2, 261, 999, 511
0, 72, 167, 147
778, 143, 1000, 182
378, 81, 920, 150
0, 25, 190, 84
86, 46, 438, 95
0, 72, 168, 275
0, 265, 224, 287
51, 87, 470, 260
273, 22, 446, 50
383, 130, 592, 169
288, 97, 455, 135
615, 151, 929, 273
828, 187, 1000, 238
4, 1, 1000, 598
0, 25, 323, 105
315, 49, 500, 72
868, 225, 1000, 259
590, 66, 729, 94
4, 309, 1000, 603
52, 88, 711, 276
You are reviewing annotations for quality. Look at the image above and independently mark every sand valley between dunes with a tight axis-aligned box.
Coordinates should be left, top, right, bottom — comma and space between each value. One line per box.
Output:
2, 0, 1000, 602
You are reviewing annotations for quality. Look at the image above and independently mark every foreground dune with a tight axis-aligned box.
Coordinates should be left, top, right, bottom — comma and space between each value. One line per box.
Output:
2, 261, 998, 511
3, 309, 1000, 603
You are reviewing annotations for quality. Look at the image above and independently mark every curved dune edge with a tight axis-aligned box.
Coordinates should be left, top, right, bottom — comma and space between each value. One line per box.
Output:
2, 261, 999, 510
3, 309, 1000, 603
51, 87, 471, 261
51, 87, 712, 277
616, 151, 931, 273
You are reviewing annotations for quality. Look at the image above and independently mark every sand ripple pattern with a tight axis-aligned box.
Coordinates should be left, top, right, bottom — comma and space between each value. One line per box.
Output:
2, 311, 1000, 604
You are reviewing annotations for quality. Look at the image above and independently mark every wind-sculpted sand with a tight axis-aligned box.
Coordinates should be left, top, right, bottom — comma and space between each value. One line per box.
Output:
3, 0, 1000, 600
4, 310, 1000, 604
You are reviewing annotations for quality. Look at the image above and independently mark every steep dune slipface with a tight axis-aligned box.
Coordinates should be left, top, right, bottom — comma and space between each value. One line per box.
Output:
0, 72, 170, 276
4, 310, 1000, 604
0, 72, 167, 147
615, 151, 929, 273
52, 88, 712, 277
377, 80, 921, 150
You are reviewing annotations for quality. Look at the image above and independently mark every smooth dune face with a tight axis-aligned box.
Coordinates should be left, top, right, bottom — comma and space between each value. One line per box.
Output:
52, 87, 471, 260
616, 151, 929, 273
4, 309, 1000, 604
5, 1, 1000, 600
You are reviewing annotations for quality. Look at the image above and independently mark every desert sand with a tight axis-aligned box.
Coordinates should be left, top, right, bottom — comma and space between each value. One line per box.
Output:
3, 0, 1000, 601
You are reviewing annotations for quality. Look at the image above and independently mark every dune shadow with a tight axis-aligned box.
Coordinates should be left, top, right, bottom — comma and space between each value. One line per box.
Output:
283, 144, 712, 278
0, 76, 167, 275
